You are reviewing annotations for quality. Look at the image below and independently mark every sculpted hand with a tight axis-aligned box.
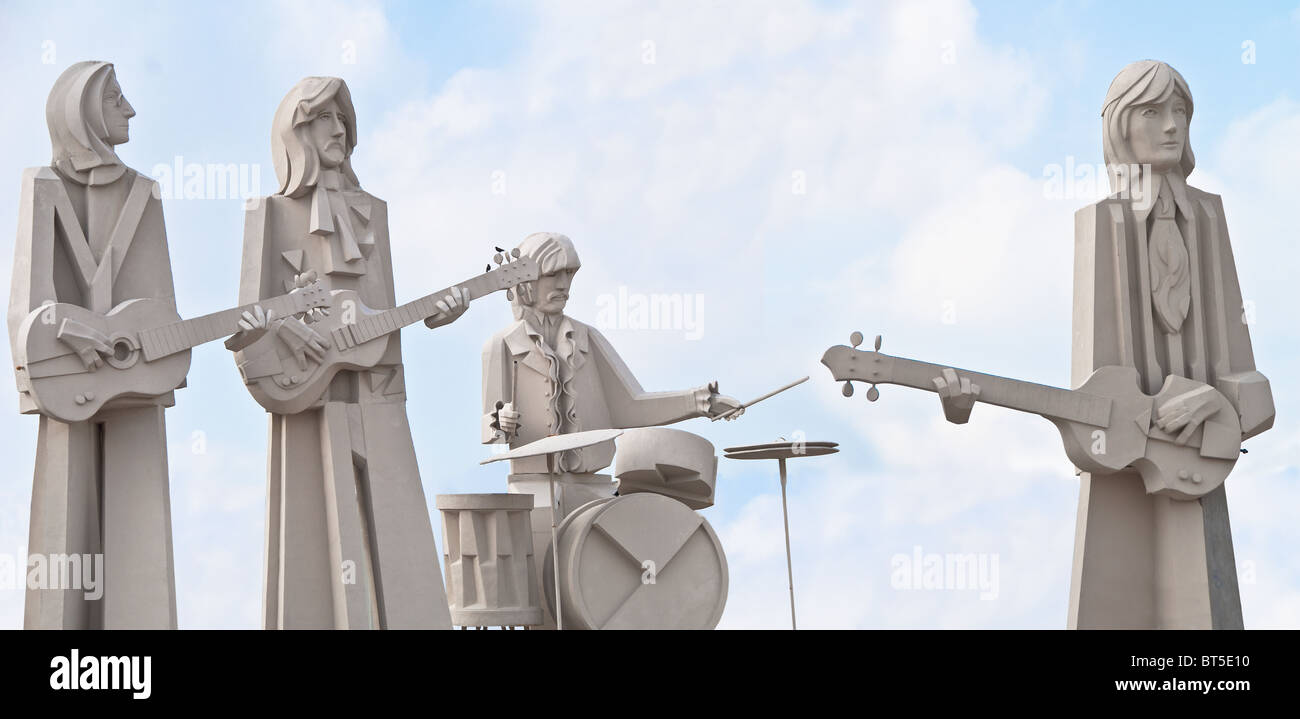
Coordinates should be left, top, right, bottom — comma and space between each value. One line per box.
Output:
933, 368, 979, 424
68, 336, 111, 371
707, 393, 744, 420
1155, 384, 1219, 445
237, 305, 277, 332
278, 317, 329, 370
493, 401, 521, 438
57, 318, 113, 371
425, 287, 471, 329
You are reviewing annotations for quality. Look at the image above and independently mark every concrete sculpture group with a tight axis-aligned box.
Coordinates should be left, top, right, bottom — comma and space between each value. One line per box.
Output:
7, 59, 1271, 630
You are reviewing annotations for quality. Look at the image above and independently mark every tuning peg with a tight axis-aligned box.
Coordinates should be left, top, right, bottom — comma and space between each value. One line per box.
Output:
494, 253, 504, 265
842, 381, 854, 397
850, 331, 863, 348
866, 384, 880, 402
506, 289, 514, 301
874, 335, 882, 351
511, 248, 521, 258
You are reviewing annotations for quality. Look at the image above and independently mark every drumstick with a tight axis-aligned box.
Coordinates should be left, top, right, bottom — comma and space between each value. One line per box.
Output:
711, 376, 809, 421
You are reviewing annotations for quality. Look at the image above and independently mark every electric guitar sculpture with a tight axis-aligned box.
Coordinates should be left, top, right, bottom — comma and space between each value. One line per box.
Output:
821, 332, 1243, 499
15, 281, 331, 423
236, 250, 539, 414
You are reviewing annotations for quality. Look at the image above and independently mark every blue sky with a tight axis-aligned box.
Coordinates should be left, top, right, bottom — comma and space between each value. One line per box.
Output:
0, 0, 1296, 628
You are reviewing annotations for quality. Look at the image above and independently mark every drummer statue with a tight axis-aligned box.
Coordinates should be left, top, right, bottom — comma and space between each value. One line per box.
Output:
482, 232, 742, 587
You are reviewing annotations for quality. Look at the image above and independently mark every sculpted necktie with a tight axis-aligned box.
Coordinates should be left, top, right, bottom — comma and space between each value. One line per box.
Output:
1148, 181, 1191, 335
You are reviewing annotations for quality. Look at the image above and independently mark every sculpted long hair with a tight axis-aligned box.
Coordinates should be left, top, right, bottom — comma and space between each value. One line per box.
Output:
1101, 60, 1195, 193
272, 76, 360, 198
46, 61, 122, 184
509, 232, 582, 321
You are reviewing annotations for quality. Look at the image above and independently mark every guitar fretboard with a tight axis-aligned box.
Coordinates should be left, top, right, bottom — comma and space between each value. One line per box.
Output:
139, 293, 306, 362
875, 354, 1112, 427
348, 269, 509, 345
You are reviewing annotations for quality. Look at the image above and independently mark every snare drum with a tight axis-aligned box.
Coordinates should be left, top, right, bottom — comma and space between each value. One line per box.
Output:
436, 493, 542, 627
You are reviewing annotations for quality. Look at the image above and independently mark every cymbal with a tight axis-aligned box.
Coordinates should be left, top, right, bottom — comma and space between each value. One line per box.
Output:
723, 440, 839, 461
480, 428, 625, 465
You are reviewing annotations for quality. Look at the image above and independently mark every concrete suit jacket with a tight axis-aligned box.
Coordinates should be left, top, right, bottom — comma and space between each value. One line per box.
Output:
482, 314, 709, 474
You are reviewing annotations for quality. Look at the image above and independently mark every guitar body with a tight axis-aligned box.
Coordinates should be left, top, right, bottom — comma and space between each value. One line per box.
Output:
1048, 367, 1240, 499
16, 299, 191, 422
236, 255, 539, 415
242, 289, 391, 415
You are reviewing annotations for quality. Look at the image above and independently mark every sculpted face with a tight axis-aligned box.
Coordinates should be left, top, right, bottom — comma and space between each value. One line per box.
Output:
533, 268, 574, 314
309, 97, 348, 169
100, 74, 135, 146
1127, 92, 1188, 173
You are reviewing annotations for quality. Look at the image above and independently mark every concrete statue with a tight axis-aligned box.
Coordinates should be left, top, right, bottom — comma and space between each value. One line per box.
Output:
1066, 60, 1271, 629
10, 62, 182, 629
226, 76, 535, 629
823, 61, 1272, 630
482, 232, 741, 506
477, 232, 744, 628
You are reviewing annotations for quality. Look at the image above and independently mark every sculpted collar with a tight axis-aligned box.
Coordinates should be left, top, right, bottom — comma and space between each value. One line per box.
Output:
502, 315, 591, 374
1134, 171, 1194, 225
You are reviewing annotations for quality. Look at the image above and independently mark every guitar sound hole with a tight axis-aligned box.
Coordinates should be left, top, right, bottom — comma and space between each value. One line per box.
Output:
113, 341, 132, 362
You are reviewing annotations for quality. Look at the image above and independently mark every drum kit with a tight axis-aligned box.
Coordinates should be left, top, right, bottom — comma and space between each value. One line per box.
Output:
437, 376, 836, 630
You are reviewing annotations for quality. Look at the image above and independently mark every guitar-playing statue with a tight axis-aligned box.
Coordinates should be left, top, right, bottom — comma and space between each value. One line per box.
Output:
824, 61, 1273, 629
8, 62, 208, 628
226, 76, 503, 629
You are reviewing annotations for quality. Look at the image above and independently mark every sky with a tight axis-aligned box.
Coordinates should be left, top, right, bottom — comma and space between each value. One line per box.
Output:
0, 0, 1296, 629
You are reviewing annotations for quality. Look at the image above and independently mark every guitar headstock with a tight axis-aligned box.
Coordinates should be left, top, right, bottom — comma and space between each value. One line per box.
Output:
486, 247, 539, 301
820, 331, 884, 401
288, 280, 331, 312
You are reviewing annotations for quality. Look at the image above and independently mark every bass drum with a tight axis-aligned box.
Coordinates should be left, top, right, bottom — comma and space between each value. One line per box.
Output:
543, 494, 728, 630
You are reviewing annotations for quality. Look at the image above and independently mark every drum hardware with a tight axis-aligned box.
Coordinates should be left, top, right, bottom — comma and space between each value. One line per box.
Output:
724, 439, 839, 630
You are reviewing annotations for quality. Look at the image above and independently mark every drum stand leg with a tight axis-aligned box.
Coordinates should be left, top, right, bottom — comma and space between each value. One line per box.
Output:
547, 452, 563, 631
779, 458, 796, 631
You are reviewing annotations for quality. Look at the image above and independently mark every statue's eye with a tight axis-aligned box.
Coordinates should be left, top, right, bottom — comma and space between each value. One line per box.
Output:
1141, 107, 1158, 118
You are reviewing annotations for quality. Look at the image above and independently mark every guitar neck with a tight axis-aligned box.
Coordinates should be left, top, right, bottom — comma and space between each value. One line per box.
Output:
138, 293, 306, 362
349, 267, 510, 345
876, 353, 1111, 427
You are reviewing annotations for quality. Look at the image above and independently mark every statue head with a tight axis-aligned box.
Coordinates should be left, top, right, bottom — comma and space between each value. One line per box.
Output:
1102, 60, 1195, 191
46, 61, 134, 185
271, 76, 360, 198
511, 232, 582, 320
